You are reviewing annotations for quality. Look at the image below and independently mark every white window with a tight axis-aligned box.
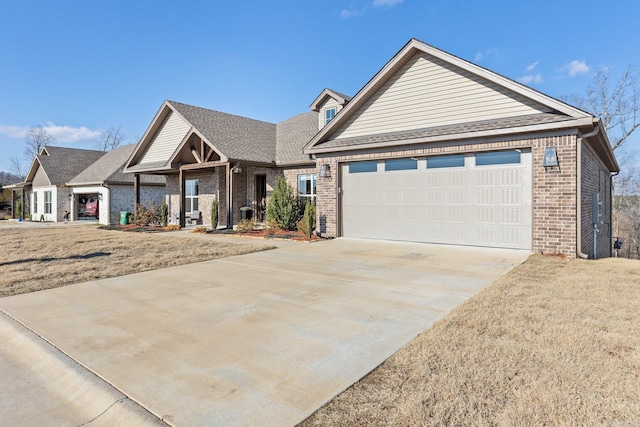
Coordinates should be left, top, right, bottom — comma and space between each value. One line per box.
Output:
298, 174, 316, 201
33, 192, 38, 214
325, 108, 336, 125
185, 179, 199, 214
44, 191, 52, 214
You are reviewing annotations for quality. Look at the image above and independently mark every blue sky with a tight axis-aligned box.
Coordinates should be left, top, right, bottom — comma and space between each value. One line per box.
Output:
1, 0, 639, 174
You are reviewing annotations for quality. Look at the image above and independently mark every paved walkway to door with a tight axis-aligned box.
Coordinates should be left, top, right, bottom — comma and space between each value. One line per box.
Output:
0, 238, 529, 426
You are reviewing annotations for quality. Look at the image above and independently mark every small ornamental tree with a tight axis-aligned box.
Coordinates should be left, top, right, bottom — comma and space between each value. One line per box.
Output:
297, 200, 316, 238
211, 197, 218, 230
266, 177, 298, 230
160, 199, 169, 227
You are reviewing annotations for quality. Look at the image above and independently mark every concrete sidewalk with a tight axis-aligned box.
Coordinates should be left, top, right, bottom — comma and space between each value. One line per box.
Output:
0, 239, 529, 426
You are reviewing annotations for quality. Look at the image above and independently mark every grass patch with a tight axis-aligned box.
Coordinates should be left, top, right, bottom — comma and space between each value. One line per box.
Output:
301, 255, 640, 426
0, 226, 274, 297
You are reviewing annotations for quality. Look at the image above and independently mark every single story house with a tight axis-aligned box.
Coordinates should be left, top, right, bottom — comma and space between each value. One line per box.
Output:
10, 145, 165, 225
10, 146, 105, 222
67, 144, 166, 224
124, 38, 618, 258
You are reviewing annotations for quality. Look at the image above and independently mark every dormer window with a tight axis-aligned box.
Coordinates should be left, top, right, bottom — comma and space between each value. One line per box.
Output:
325, 108, 336, 125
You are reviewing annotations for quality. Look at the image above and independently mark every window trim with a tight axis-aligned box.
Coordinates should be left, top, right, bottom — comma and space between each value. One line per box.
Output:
325, 108, 337, 125
33, 192, 38, 214
184, 179, 199, 214
298, 174, 317, 201
44, 191, 52, 214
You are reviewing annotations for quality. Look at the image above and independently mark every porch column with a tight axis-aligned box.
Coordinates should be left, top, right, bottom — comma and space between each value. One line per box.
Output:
20, 190, 25, 220
133, 173, 140, 213
179, 168, 185, 228
226, 163, 232, 228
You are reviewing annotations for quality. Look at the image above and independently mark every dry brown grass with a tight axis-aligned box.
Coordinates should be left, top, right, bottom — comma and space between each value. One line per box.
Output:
0, 226, 273, 297
301, 255, 640, 426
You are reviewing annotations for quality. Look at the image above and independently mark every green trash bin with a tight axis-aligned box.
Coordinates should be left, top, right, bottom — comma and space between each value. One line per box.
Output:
120, 211, 129, 225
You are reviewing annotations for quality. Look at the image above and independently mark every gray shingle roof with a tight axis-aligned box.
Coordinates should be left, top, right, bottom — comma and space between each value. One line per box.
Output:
169, 101, 277, 163
36, 146, 105, 185
275, 112, 318, 164
166, 101, 317, 165
68, 144, 165, 185
315, 113, 574, 149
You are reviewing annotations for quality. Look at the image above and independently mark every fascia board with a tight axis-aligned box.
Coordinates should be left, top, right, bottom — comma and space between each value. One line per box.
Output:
306, 117, 595, 154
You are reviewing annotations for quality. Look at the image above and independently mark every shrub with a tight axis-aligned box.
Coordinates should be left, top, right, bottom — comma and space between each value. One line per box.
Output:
236, 219, 255, 233
164, 224, 181, 231
297, 200, 316, 238
264, 218, 279, 236
160, 200, 168, 227
191, 226, 207, 233
133, 202, 161, 226
266, 177, 299, 230
211, 197, 218, 230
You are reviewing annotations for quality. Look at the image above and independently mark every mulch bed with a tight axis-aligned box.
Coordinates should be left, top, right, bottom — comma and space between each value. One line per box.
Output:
102, 224, 323, 242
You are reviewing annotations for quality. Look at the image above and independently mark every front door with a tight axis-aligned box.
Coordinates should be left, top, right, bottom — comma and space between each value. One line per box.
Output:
255, 175, 267, 222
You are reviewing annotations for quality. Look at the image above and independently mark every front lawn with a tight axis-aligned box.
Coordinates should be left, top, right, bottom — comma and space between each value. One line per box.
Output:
0, 226, 274, 297
301, 255, 640, 426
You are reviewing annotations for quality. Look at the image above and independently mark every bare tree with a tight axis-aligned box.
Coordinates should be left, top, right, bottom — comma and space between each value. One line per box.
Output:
25, 124, 56, 159
96, 126, 125, 151
565, 65, 640, 152
565, 65, 640, 257
8, 155, 26, 180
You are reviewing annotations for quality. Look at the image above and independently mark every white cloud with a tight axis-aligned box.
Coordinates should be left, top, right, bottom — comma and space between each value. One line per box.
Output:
340, 8, 364, 18
42, 122, 101, 143
373, 0, 403, 6
0, 122, 101, 142
526, 61, 539, 72
562, 60, 589, 77
518, 74, 543, 85
474, 47, 499, 63
0, 125, 28, 139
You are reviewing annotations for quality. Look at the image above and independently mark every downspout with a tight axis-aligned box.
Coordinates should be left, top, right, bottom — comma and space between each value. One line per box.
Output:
576, 122, 601, 259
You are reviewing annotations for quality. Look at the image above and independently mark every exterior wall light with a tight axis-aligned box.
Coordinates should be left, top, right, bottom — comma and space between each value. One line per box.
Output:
543, 147, 559, 167
320, 164, 331, 178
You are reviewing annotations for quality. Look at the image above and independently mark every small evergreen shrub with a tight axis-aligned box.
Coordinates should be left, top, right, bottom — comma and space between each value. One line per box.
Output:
160, 200, 169, 227
266, 177, 299, 230
297, 200, 316, 238
211, 197, 218, 230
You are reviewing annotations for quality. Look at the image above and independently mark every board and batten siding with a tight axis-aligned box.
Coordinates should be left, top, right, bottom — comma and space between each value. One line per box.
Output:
139, 111, 191, 165
332, 53, 552, 140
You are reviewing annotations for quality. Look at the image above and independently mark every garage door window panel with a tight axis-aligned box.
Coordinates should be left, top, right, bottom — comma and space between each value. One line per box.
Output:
385, 158, 417, 171
427, 154, 465, 169
349, 161, 377, 173
476, 150, 521, 166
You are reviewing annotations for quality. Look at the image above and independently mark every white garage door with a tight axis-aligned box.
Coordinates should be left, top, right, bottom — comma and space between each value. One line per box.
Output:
340, 149, 532, 249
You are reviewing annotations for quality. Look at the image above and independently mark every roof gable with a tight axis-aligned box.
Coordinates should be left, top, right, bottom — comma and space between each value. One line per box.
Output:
25, 146, 105, 186
310, 88, 352, 111
305, 38, 592, 153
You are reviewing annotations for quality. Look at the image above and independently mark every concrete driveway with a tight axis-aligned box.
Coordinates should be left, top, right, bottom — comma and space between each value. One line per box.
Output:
0, 238, 529, 426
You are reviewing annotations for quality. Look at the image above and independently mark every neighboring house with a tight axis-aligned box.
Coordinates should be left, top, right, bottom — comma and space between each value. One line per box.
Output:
67, 144, 166, 225
124, 38, 618, 258
10, 146, 105, 222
